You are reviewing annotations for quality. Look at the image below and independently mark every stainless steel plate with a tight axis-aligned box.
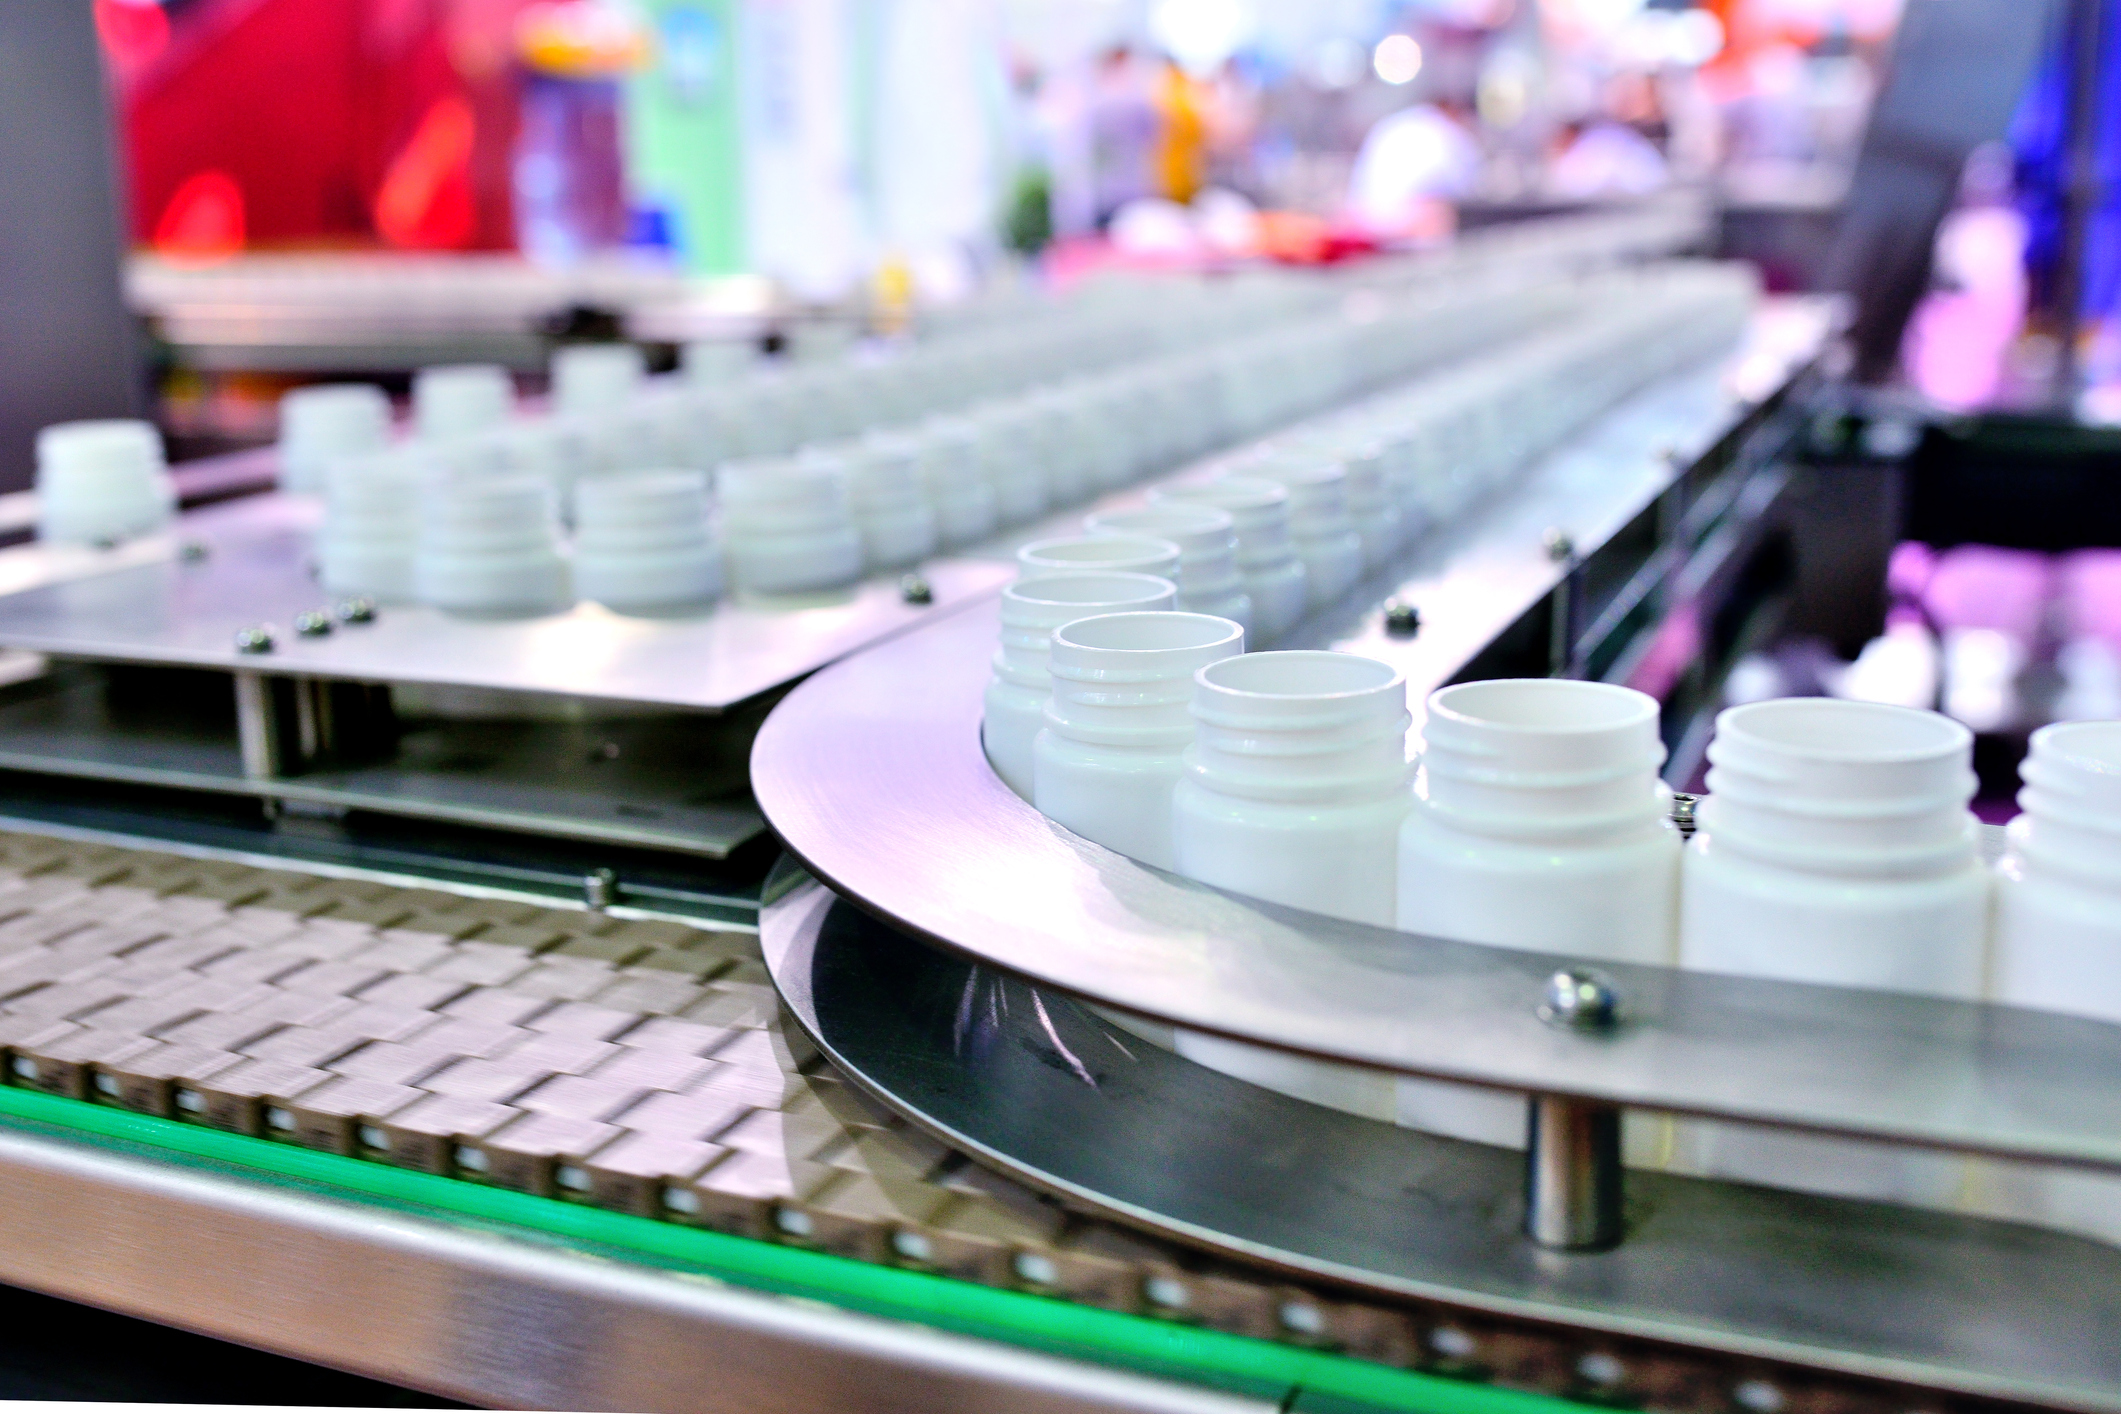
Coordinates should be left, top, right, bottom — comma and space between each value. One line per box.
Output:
0, 493, 1015, 712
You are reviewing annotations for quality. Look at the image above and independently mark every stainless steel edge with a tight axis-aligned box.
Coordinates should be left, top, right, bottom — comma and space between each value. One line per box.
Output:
0, 1120, 1277, 1414
750, 589, 2121, 1173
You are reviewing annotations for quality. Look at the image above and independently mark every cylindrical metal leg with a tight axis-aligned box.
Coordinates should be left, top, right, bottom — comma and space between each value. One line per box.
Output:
1523, 1094, 1624, 1250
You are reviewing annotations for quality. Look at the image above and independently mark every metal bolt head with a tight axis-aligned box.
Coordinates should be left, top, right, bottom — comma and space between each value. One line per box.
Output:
1382, 599, 1422, 637
1732, 1379, 1785, 1414
293, 609, 334, 638
1540, 968, 1619, 1031
234, 625, 275, 655
583, 867, 619, 911
1543, 528, 1576, 563
1576, 1352, 1626, 1389
333, 596, 377, 625
899, 573, 934, 605
178, 541, 210, 563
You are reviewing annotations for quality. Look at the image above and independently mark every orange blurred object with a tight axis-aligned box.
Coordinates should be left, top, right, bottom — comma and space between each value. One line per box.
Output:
375, 95, 478, 250
152, 169, 246, 264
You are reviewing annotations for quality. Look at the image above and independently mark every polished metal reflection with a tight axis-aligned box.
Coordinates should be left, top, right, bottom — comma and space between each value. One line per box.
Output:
762, 882, 2121, 1411
0, 1115, 1268, 1414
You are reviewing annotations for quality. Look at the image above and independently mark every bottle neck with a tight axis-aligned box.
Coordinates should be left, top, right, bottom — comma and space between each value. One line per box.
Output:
2010, 782, 2121, 894
1697, 763, 1981, 878
1185, 710, 1412, 804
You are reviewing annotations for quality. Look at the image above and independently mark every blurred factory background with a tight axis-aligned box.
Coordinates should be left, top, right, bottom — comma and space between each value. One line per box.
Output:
27, 0, 2098, 455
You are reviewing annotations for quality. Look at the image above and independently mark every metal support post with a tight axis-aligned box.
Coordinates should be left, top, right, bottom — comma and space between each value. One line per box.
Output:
1523, 1094, 1624, 1251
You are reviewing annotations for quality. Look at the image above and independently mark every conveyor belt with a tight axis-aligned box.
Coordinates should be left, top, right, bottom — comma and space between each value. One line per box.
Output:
0, 827, 1645, 1413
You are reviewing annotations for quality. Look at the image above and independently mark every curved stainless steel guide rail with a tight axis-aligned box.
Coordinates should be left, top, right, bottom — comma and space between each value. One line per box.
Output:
762, 880, 2121, 1413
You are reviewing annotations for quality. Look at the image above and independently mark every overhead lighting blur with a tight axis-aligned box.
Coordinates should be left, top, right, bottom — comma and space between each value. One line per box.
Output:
1670, 9, 1726, 65
1373, 33, 1424, 85
1311, 35, 1368, 90
1150, 0, 1257, 76
1613, 6, 1724, 66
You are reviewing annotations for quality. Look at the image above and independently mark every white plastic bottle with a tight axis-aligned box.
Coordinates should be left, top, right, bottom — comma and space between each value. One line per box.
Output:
1339, 444, 1406, 569
717, 456, 864, 597
901, 423, 997, 547
975, 404, 1052, 526
681, 339, 757, 385
1994, 719, 2121, 1017
1085, 504, 1253, 633
572, 470, 722, 612
414, 476, 571, 616
1171, 650, 1413, 927
319, 447, 432, 601
34, 420, 177, 546
1168, 649, 1413, 1122
413, 364, 514, 442
1150, 479, 1308, 644
1989, 720, 2121, 1245
1679, 698, 1989, 996
1033, 612, 1244, 870
983, 572, 1178, 800
828, 443, 937, 571
1399, 678, 1679, 960
551, 343, 645, 417
1393, 677, 1680, 1146
1017, 534, 1181, 582
278, 385, 390, 495
1239, 459, 1363, 608
1678, 697, 1988, 1206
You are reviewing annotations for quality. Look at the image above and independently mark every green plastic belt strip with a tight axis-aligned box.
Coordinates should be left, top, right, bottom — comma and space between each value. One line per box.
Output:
0, 1084, 1584, 1414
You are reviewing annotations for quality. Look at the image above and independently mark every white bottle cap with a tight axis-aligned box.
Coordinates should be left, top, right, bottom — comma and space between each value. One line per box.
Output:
278, 385, 390, 494
414, 475, 571, 615
35, 419, 176, 546
413, 364, 513, 441
551, 344, 646, 417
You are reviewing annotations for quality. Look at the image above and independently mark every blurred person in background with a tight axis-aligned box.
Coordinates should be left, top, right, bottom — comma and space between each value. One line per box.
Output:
1548, 117, 1670, 198
1089, 45, 1159, 226
1344, 96, 1478, 239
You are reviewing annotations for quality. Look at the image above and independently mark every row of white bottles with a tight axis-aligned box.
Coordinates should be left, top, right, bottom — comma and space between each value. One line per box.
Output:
323, 461, 722, 616
992, 618, 2121, 1228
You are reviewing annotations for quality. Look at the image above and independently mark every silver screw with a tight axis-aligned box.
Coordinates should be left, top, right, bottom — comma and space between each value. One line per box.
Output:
1670, 792, 1698, 837
1427, 1326, 1477, 1360
899, 573, 934, 605
178, 541, 210, 563
1576, 1352, 1626, 1389
1383, 599, 1421, 637
583, 867, 618, 911
234, 625, 275, 655
293, 610, 333, 638
1543, 528, 1576, 563
1733, 1379, 1785, 1414
1540, 968, 1620, 1031
334, 596, 377, 625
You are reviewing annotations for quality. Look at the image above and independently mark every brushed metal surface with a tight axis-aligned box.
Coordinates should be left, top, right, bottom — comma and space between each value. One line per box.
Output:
0, 666, 766, 857
764, 882, 2121, 1412
751, 596, 2121, 1171
0, 1117, 1275, 1414
0, 492, 1015, 713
